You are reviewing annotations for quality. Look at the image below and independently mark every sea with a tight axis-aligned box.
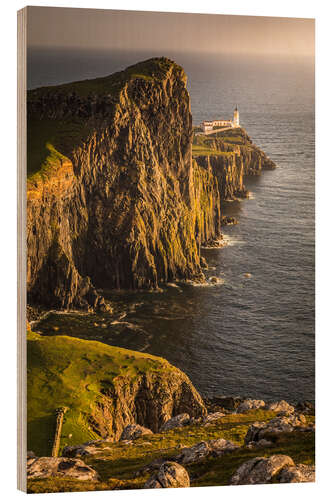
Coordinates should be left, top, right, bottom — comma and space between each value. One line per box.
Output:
28, 48, 315, 403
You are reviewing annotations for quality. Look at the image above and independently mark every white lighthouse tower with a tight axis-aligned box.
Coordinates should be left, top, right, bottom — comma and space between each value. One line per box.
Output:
233, 106, 240, 127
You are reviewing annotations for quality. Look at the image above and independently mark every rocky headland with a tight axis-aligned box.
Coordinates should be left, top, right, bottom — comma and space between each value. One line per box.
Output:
27, 57, 274, 314
24, 58, 312, 494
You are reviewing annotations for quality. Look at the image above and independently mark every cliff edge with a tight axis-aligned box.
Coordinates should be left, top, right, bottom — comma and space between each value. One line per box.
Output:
27, 57, 221, 310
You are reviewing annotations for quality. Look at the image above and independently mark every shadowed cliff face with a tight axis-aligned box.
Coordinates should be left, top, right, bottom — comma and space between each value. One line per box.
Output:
27, 58, 221, 310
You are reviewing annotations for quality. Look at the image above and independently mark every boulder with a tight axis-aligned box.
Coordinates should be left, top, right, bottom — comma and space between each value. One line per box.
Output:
176, 438, 239, 465
236, 399, 265, 413
278, 464, 315, 483
203, 412, 226, 425
206, 396, 243, 411
144, 461, 190, 488
245, 414, 308, 444
266, 400, 295, 414
296, 401, 315, 415
230, 455, 295, 485
246, 438, 273, 449
160, 414, 190, 432
62, 441, 106, 458
200, 256, 209, 269
120, 424, 153, 441
27, 457, 99, 481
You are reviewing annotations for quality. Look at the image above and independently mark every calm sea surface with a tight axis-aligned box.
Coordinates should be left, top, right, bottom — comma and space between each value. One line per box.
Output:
29, 49, 315, 403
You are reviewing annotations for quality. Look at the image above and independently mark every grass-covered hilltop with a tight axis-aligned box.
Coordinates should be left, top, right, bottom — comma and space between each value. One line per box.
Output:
26, 58, 315, 492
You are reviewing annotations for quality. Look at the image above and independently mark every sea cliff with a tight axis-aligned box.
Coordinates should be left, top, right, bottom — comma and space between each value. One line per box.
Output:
27, 57, 275, 312
27, 58, 221, 311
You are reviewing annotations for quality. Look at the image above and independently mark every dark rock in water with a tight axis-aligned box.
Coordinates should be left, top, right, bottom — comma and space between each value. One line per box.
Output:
27, 457, 99, 481
120, 424, 153, 441
296, 400, 315, 415
199, 256, 209, 269
230, 455, 295, 485
144, 461, 190, 488
221, 216, 238, 226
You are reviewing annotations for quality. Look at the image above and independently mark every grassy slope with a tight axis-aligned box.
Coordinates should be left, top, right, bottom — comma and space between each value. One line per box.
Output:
28, 409, 315, 493
192, 134, 235, 157
27, 331, 178, 456
27, 57, 180, 180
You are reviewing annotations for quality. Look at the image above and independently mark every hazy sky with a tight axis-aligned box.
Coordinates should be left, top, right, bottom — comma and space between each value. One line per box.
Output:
27, 6, 314, 57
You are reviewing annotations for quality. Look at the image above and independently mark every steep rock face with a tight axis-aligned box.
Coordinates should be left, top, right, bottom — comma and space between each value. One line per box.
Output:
193, 128, 275, 205
27, 58, 221, 309
195, 154, 247, 201
27, 331, 207, 455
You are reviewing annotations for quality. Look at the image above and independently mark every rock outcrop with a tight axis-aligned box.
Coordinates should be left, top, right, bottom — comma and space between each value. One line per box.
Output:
27, 457, 99, 481
266, 400, 295, 414
193, 128, 276, 206
27, 331, 207, 455
27, 57, 221, 310
230, 455, 295, 485
230, 455, 314, 485
236, 399, 266, 413
277, 464, 315, 483
144, 461, 190, 488
175, 438, 239, 465
120, 424, 153, 441
244, 414, 310, 444
160, 413, 191, 432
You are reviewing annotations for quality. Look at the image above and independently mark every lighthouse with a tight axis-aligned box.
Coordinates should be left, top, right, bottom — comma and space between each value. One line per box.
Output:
233, 106, 240, 127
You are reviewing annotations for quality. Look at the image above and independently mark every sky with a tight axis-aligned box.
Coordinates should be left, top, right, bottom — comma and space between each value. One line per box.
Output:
27, 6, 314, 58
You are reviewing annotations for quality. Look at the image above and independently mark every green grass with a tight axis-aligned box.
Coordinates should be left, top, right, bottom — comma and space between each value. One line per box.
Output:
27, 408, 315, 493
192, 134, 234, 157
192, 144, 231, 157
27, 331, 178, 456
27, 116, 90, 180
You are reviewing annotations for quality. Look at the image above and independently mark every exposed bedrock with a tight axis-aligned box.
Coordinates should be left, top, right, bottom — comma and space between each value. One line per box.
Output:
27, 58, 221, 309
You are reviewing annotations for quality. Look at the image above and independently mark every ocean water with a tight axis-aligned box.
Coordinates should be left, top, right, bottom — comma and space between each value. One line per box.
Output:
29, 49, 315, 403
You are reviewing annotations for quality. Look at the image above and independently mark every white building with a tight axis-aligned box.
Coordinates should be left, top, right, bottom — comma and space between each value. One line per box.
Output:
201, 106, 240, 133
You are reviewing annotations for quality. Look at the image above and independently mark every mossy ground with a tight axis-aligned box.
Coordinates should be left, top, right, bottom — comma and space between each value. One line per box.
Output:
27, 116, 90, 180
27, 409, 315, 493
192, 134, 234, 157
27, 331, 176, 457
